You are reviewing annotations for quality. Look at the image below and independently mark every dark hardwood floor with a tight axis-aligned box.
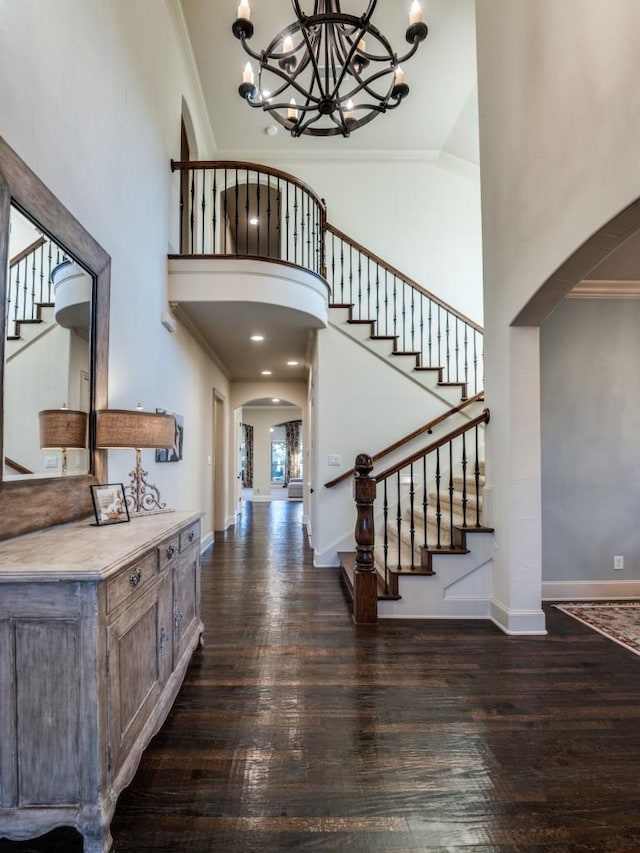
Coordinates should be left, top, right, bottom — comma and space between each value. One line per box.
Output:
4, 500, 640, 852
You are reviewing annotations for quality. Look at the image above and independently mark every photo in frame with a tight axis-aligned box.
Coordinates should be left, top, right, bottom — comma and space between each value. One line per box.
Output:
155, 409, 183, 462
90, 483, 130, 526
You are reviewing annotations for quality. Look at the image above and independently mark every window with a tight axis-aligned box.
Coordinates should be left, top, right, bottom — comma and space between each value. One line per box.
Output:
271, 440, 286, 482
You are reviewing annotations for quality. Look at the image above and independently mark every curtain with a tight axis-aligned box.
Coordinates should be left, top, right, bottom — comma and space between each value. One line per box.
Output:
241, 423, 253, 488
284, 420, 302, 485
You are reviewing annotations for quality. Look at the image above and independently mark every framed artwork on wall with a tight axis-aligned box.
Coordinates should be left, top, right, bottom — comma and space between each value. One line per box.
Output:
155, 409, 183, 462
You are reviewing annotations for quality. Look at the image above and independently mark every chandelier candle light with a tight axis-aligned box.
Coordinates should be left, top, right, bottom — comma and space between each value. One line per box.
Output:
232, 0, 428, 137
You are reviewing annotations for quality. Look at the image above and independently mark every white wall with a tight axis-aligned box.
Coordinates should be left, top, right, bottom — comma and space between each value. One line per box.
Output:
476, 0, 640, 632
312, 322, 470, 565
0, 1, 230, 541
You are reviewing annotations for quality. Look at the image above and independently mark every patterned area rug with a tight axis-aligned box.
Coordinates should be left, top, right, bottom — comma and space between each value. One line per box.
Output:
555, 602, 640, 656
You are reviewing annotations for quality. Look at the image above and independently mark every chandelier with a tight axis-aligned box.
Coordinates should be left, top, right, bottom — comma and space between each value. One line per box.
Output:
232, 1, 428, 138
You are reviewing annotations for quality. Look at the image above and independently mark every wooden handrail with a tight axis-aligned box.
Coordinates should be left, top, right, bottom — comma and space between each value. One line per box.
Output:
325, 223, 483, 334
324, 392, 485, 489
170, 159, 328, 217
373, 408, 490, 484
9, 236, 46, 269
4, 457, 33, 475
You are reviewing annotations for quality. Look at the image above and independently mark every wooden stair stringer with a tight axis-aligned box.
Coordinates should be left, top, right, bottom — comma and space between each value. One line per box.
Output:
328, 302, 470, 406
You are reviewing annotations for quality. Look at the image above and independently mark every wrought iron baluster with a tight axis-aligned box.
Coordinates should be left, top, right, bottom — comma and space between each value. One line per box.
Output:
419, 294, 424, 367
256, 174, 261, 256
474, 424, 481, 527
392, 274, 398, 341
463, 322, 469, 392
383, 479, 389, 594
454, 317, 460, 383
276, 176, 282, 260
293, 185, 299, 264
357, 249, 362, 319
266, 175, 272, 258
410, 286, 415, 352
285, 180, 290, 262
223, 168, 229, 254
437, 304, 442, 371
200, 168, 206, 254
234, 171, 240, 256
395, 471, 402, 569
244, 169, 250, 255
422, 455, 428, 549
21, 259, 28, 323
435, 448, 442, 549
445, 311, 451, 384
306, 193, 311, 269
401, 280, 407, 352
212, 168, 218, 254
461, 432, 468, 527
383, 267, 389, 337
348, 242, 353, 307
409, 462, 415, 569
189, 169, 195, 254
38, 244, 45, 305
448, 440, 455, 547
375, 262, 380, 331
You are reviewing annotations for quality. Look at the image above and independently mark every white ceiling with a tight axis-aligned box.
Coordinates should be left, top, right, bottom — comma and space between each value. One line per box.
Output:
179, 0, 480, 159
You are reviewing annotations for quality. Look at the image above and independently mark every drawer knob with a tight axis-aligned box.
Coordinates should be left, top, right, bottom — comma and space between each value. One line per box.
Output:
166, 545, 176, 560
129, 568, 142, 588
188, 530, 195, 542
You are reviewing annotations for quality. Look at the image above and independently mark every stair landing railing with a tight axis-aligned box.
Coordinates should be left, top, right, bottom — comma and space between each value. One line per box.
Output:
7, 235, 66, 338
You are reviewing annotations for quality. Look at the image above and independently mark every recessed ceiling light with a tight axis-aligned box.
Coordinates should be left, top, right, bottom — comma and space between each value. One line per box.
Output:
261, 370, 272, 375
286, 360, 299, 366
249, 217, 259, 225
250, 334, 264, 341
272, 398, 280, 403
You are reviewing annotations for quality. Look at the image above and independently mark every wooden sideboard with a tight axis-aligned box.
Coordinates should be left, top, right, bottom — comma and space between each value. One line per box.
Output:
0, 510, 204, 852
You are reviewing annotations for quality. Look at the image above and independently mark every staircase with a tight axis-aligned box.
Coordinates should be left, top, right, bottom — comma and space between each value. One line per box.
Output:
169, 159, 492, 624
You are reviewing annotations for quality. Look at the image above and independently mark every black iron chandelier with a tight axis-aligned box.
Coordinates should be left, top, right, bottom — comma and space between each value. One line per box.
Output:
232, 0, 428, 138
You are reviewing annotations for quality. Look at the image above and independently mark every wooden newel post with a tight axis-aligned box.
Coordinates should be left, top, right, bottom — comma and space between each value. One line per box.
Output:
353, 453, 378, 624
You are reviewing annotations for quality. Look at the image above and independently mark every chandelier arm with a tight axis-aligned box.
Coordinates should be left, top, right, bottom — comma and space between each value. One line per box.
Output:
394, 39, 423, 66
237, 36, 263, 64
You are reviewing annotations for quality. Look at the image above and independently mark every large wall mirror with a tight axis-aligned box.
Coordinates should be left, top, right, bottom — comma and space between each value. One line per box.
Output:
0, 136, 110, 540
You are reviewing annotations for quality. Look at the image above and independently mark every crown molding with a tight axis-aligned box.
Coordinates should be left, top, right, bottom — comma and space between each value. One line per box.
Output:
567, 279, 640, 299
211, 147, 442, 165
165, 0, 217, 155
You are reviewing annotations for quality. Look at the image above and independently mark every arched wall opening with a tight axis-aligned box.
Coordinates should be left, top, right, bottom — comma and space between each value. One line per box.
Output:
512, 198, 640, 601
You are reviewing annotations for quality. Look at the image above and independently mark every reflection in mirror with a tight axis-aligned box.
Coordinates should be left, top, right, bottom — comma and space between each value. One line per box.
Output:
4, 204, 92, 479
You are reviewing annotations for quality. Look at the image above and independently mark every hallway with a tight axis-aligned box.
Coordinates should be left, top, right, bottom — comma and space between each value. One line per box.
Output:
5, 501, 640, 851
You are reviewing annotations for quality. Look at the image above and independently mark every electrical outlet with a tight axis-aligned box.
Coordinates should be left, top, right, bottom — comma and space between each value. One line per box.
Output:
614, 555, 624, 571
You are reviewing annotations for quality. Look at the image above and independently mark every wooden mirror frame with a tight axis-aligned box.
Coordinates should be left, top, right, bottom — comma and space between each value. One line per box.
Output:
0, 136, 110, 540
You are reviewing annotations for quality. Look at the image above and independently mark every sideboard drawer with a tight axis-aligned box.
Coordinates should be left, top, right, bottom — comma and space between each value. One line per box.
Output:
107, 550, 158, 614
179, 521, 200, 552
158, 536, 180, 570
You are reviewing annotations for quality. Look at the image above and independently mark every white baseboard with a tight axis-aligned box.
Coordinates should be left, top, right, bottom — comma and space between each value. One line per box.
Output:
200, 531, 214, 553
542, 579, 640, 601
490, 598, 547, 635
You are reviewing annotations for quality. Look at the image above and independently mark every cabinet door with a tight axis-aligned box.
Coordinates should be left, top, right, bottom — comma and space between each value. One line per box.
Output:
173, 544, 200, 667
106, 574, 172, 779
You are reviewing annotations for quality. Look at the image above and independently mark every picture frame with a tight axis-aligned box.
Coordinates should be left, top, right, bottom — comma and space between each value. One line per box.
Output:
90, 483, 130, 526
155, 409, 184, 462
